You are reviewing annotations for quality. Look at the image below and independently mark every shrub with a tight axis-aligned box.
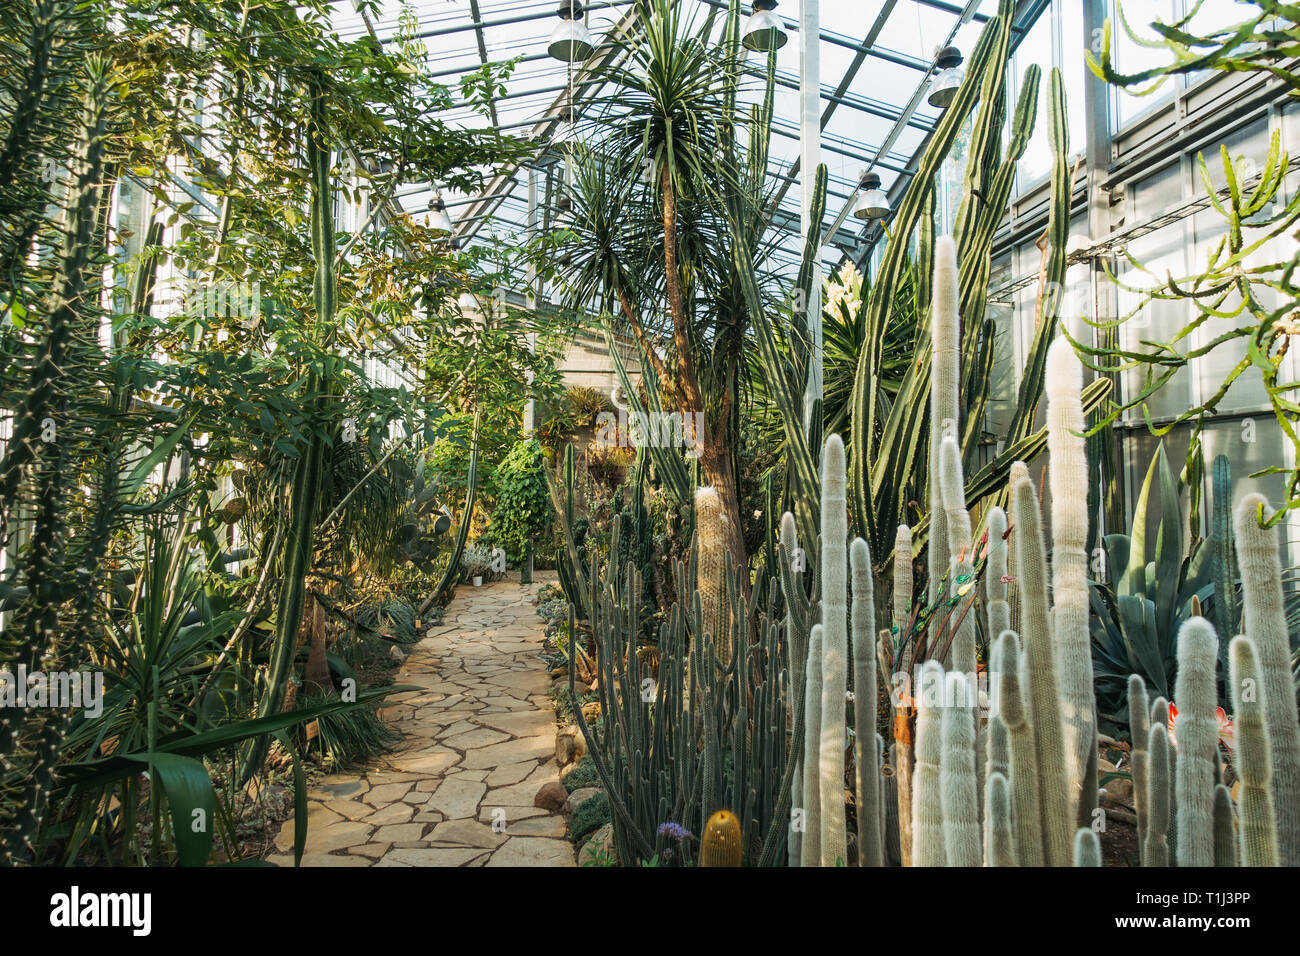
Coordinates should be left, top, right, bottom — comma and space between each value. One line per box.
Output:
569, 789, 610, 844
563, 756, 600, 793
490, 437, 552, 564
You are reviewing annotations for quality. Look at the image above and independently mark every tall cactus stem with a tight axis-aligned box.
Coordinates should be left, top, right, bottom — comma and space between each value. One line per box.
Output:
1073, 828, 1102, 867
818, 436, 848, 867
1173, 616, 1219, 867
801, 625, 823, 866
1212, 783, 1237, 867
851, 537, 881, 866
940, 671, 981, 866
911, 660, 946, 866
1144, 721, 1171, 867
927, 236, 960, 627
996, 631, 1042, 866
1228, 635, 1279, 867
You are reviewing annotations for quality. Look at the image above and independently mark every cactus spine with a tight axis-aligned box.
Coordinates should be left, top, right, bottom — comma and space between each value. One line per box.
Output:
996, 631, 1043, 866
1233, 494, 1300, 865
695, 486, 730, 666
818, 435, 848, 867
1213, 784, 1237, 867
1128, 674, 1149, 857
801, 625, 823, 866
699, 809, 743, 866
1045, 338, 1097, 827
928, 236, 960, 643
1073, 828, 1102, 867
911, 660, 946, 866
1228, 635, 1279, 867
941, 672, 981, 865
851, 537, 882, 866
1144, 721, 1171, 867
1173, 617, 1219, 866
1010, 468, 1072, 866
985, 772, 1016, 866
780, 512, 808, 867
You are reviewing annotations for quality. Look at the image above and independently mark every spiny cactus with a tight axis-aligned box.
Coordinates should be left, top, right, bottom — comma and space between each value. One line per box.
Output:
996, 631, 1043, 866
1173, 616, 1219, 866
912, 660, 946, 866
985, 506, 1010, 643
695, 486, 730, 667
1073, 828, 1102, 867
941, 672, 981, 866
891, 523, 914, 867
779, 512, 809, 867
1144, 721, 1171, 867
818, 436, 849, 867
1233, 494, 1299, 866
851, 537, 882, 867
927, 236, 960, 637
985, 772, 1016, 866
894, 524, 913, 635
700, 809, 743, 866
1010, 468, 1072, 866
937, 436, 977, 677
1045, 337, 1097, 827
1228, 635, 1279, 867
801, 624, 824, 866
1128, 674, 1149, 856
1213, 783, 1237, 868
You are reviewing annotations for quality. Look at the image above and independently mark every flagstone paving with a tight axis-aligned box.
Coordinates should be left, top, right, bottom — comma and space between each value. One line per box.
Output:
268, 575, 574, 867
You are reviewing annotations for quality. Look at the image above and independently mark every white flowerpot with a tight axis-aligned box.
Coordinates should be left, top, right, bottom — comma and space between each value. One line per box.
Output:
472, 576, 483, 587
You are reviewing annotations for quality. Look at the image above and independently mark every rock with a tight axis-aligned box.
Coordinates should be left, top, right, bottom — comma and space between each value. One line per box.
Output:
555, 733, 576, 766
573, 726, 589, 759
388, 644, 407, 662
549, 666, 569, 679
554, 678, 591, 696
581, 701, 601, 723
534, 781, 569, 811
563, 786, 601, 819
577, 822, 615, 865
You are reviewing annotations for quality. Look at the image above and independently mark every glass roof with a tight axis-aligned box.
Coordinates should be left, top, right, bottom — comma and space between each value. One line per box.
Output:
331, 0, 1051, 278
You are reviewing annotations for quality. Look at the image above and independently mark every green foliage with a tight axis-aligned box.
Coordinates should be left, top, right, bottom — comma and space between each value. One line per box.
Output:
568, 790, 610, 845
490, 437, 551, 564
563, 756, 600, 793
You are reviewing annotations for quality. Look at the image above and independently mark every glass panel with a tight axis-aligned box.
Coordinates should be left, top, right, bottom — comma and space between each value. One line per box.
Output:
1111, 0, 1178, 131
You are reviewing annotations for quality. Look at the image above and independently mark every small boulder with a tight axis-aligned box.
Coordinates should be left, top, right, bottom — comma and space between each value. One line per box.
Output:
534, 781, 569, 811
563, 786, 601, 819
577, 821, 616, 865
555, 733, 576, 767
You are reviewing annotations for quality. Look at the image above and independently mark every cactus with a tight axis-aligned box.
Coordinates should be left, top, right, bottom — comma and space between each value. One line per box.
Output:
696, 486, 731, 667
779, 512, 809, 867
1228, 635, 1279, 867
851, 537, 882, 867
894, 524, 913, 636
927, 237, 960, 640
1128, 674, 1149, 857
1233, 494, 1300, 866
1010, 468, 1073, 866
1144, 721, 1171, 867
1073, 828, 1102, 867
1045, 337, 1097, 827
1173, 616, 1219, 866
891, 524, 914, 867
1210, 455, 1237, 668
818, 436, 849, 866
1213, 783, 1237, 867
700, 809, 743, 866
911, 660, 946, 866
801, 625, 824, 866
941, 672, 981, 866
937, 435, 977, 677
985, 507, 1010, 643
985, 772, 1016, 866
995, 631, 1043, 866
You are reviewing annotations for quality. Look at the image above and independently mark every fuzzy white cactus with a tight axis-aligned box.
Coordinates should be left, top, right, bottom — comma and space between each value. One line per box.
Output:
851, 536, 881, 866
928, 236, 961, 637
1173, 616, 1219, 867
911, 660, 947, 866
801, 625, 824, 867
941, 671, 981, 865
818, 437, 849, 867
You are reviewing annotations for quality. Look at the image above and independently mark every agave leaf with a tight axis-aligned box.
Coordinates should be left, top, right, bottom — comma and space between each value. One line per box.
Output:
127, 752, 215, 867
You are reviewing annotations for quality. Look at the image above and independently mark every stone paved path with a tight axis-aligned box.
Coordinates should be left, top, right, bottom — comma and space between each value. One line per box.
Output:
268, 575, 574, 867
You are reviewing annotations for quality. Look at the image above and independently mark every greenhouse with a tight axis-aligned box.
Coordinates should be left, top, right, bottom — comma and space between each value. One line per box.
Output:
2, 0, 1300, 888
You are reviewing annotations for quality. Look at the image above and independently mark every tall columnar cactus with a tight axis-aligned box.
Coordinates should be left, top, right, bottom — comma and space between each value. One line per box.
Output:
912, 660, 947, 866
941, 672, 981, 866
1210, 455, 1237, 667
985, 631, 1010, 783
1128, 674, 1150, 856
894, 524, 913, 636
1228, 635, 1279, 867
851, 537, 882, 867
1045, 337, 1096, 826
891, 523, 914, 867
937, 435, 976, 677
1173, 617, 1219, 867
996, 631, 1042, 866
1213, 784, 1237, 868
927, 236, 960, 635
985, 772, 1016, 866
985, 507, 1010, 642
1233, 494, 1300, 866
1145, 721, 1172, 867
801, 625, 824, 867
1010, 468, 1072, 866
779, 512, 809, 867
818, 436, 849, 867
695, 486, 730, 666
1073, 828, 1102, 867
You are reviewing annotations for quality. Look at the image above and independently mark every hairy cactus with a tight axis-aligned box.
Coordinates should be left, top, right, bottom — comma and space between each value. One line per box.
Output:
941, 672, 981, 865
1213, 783, 1237, 867
985, 506, 1010, 642
894, 524, 913, 635
779, 512, 809, 867
985, 772, 1016, 866
1128, 674, 1149, 855
937, 436, 977, 677
700, 809, 743, 866
892, 524, 914, 867
818, 437, 849, 867
1229, 635, 1279, 867
1233, 495, 1300, 865
996, 631, 1043, 866
801, 625, 823, 866
695, 486, 730, 666
927, 236, 959, 633
1073, 828, 1102, 867
1144, 721, 1171, 867
1010, 468, 1072, 865
851, 537, 882, 866
911, 660, 946, 866
1046, 337, 1097, 828
1173, 617, 1219, 866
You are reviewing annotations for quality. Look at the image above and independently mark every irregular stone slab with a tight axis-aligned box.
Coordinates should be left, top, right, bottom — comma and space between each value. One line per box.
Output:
427, 777, 486, 820
485, 837, 577, 867
364, 782, 413, 805
363, 802, 415, 826
300, 821, 374, 854
268, 852, 372, 867
391, 749, 461, 775
460, 735, 556, 770
472, 711, 556, 738
442, 727, 510, 751
372, 823, 426, 844
426, 818, 508, 849
377, 846, 489, 866
506, 815, 568, 839
347, 843, 391, 859
484, 762, 536, 787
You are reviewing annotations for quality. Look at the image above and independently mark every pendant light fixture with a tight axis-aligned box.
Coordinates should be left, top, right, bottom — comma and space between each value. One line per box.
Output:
742, 0, 787, 52
548, 0, 595, 62
852, 171, 890, 221
426, 192, 453, 233
927, 46, 964, 109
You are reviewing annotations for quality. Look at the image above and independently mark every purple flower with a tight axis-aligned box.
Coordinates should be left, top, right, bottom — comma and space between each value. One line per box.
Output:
657, 822, 693, 841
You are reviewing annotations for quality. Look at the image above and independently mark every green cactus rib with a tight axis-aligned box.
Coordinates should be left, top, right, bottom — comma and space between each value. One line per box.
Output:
818, 436, 849, 866
1046, 337, 1097, 827
1073, 828, 1102, 867
985, 772, 1016, 866
1213, 783, 1237, 867
911, 660, 946, 866
1173, 617, 1219, 867
851, 537, 882, 867
1233, 494, 1300, 866
940, 671, 981, 866
1210, 455, 1237, 667
1228, 636, 1279, 867
1144, 718, 1172, 867
801, 625, 824, 866
1128, 674, 1150, 859
1010, 469, 1072, 865
995, 631, 1042, 866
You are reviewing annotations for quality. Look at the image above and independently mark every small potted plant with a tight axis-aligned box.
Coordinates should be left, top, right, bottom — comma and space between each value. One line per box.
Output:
460, 542, 495, 587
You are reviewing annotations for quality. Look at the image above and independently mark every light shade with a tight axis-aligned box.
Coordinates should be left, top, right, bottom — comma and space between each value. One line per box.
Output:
927, 46, 964, 109
548, 2, 595, 62
426, 193, 453, 233
742, 1, 786, 52
853, 172, 890, 221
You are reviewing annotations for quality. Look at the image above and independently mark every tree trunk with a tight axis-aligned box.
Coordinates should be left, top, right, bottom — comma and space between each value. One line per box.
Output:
303, 591, 332, 695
